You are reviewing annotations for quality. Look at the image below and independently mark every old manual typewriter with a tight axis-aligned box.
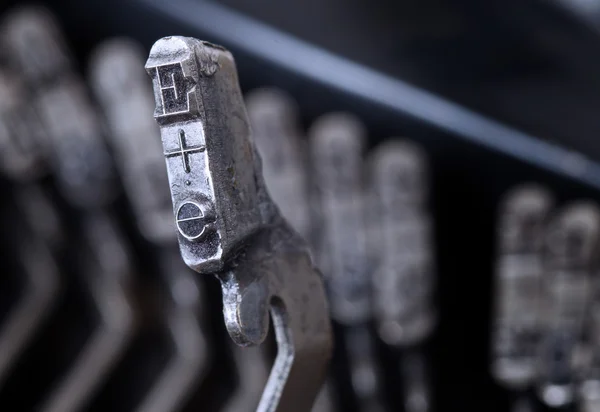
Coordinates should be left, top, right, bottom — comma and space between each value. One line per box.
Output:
1, 1, 600, 412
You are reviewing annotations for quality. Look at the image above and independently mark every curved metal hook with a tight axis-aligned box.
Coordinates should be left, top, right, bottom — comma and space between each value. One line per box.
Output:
146, 36, 332, 412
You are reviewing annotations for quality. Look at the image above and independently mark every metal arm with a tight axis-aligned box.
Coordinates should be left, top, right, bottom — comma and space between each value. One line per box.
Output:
537, 202, 600, 408
145, 36, 332, 412
1, 7, 134, 411
90, 38, 209, 412
492, 184, 554, 412
0, 60, 60, 387
492, 185, 553, 389
308, 113, 386, 412
246, 88, 336, 412
368, 140, 435, 412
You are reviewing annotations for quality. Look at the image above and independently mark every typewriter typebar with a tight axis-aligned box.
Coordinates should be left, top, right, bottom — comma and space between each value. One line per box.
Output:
492, 185, 553, 390
245, 88, 336, 412
145, 36, 333, 412
246, 89, 312, 241
492, 185, 554, 411
0, 58, 60, 385
309, 113, 386, 412
90, 38, 209, 412
369, 140, 435, 412
538, 202, 600, 408
1, 7, 135, 412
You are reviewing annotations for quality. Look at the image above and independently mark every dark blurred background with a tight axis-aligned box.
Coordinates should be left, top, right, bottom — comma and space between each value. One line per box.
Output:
2, 1, 600, 411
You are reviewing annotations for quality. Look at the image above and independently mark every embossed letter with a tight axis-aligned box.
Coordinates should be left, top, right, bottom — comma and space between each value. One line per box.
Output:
156, 63, 193, 116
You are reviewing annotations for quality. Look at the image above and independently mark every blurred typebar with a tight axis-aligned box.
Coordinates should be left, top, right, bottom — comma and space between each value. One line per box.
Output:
0, 1, 600, 412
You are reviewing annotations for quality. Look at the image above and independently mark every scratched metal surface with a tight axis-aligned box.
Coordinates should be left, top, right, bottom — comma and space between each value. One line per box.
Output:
2, 1, 600, 412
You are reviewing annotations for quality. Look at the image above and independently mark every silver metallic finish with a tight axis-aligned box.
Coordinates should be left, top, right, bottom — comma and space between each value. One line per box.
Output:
90, 39, 175, 243
3, 7, 116, 208
90, 38, 209, 412
245, 88, 336, 412
537, 202, 600, 407
0, 6, 71, 89
0, 39, 59, 387
368, 140, 434, 412
579, 217, 600, 412
492, 185, 554, 389
309, 113, 385, 412
34, 77, 116, 208
146, 37, 332, 412
309, 113, 370, 325
246, 88, 311, 241
368, 140, 435, 347
2, 8, 135, 411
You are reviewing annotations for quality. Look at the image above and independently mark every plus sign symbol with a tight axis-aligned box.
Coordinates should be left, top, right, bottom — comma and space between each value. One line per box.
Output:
164, 129, 205, 173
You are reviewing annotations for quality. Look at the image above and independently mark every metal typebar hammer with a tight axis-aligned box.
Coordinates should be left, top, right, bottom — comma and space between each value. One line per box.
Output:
145, 36, 333, 412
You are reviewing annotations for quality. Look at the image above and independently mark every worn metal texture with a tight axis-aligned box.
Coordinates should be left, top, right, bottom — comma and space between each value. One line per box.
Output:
308, 113, 386, 412
1, 7, 135, 412
492, 185, 554, 390
90, 39, 175, 244
146, 36, 332, 412
3, 6, 116, 209
246, 88, 312, 242
0, 59, 60, 385
537, 202, 600, 408
245, 88, 335, 412
308, 113, 371, 326
369, 140, 435, 348
580, 254, 600, 412
90, 38, 209, 412
368, 139, 435, 412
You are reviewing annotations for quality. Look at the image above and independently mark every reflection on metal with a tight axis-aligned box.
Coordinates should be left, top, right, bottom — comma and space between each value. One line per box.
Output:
4, 7, 116, 209
246, 88, 311, 241
89, 38, 174, 243
246, 88, 335, 412
90, 38, 209, 412
492, 185, 553, 389
368, 140, 435, 412
0, 60, 59, 386
146, 36, 332, 412
492, 185, 553, 411
2, 7, 135, 412
538, 202, 600, 408
310, 113, 386, 412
